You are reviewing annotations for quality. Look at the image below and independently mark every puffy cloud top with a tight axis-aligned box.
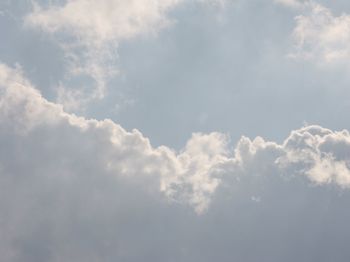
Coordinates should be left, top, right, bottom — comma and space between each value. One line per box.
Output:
1, 63, 350, 214
2, 62, 350, 261
291, 2, 350, 65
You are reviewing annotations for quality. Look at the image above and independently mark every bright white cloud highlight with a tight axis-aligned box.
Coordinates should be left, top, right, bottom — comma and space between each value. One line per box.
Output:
291, 2, 350, 65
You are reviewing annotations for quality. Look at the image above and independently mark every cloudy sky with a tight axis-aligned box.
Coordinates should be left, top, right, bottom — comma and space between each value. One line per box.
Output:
1, 0, 350, 261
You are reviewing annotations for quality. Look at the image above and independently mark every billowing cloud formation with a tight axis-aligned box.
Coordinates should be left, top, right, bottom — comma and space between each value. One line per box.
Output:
2, 62, 350, 260
2, 62, 350, 209
0, 65, 350, 256
0, 62, 230, 214
291, 2, 350, 65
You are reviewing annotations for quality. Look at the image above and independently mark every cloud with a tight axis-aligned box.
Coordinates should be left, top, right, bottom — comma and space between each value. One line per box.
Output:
26, 0, 182, 43
21, 0, 253, 111
25, 0, 184, 110
290, 2, 350, 65
2, 62, 350, 209
0, 62, 230, 214
278, 126, 350, 185
274, 0, 307, 9
2, 62, 350, 260
25, 0, 330, 111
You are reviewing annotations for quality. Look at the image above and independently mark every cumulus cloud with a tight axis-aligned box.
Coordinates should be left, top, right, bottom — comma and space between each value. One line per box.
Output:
0, 62, 231, 214
2, 62, 350, 260
290, 2, 350, 65
2, 62, 350, 209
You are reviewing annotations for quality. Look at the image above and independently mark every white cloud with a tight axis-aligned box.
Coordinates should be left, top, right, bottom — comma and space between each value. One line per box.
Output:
27, 0, 182, 44
290, 2, 350, 65
22, 0, 245, 111
0, 62, 230, 214
2, 62, 350, 260
25, 0, 329, 110
2, 62, 350, 211
25, 0, 184, 110
278, 126, 350, 185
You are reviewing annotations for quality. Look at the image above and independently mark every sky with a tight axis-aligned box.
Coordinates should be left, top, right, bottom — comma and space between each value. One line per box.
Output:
1, 0, 350, 261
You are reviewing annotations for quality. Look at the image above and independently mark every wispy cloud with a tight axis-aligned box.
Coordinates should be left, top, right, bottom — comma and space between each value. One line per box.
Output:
25, 0, 184, 110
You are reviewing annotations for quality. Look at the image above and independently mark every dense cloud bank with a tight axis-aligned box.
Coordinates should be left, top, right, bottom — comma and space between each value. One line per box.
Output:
1, 63, 350, 261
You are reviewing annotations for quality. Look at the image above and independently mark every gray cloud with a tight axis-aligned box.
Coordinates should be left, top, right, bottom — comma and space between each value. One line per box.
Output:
1, 62, 350, 261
